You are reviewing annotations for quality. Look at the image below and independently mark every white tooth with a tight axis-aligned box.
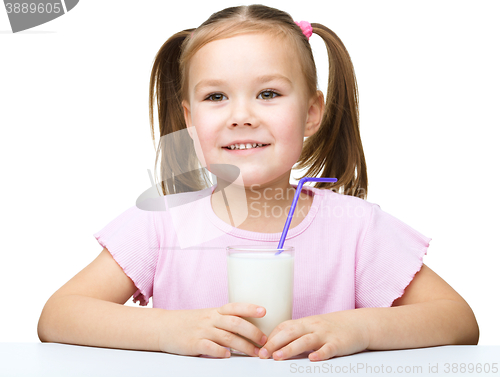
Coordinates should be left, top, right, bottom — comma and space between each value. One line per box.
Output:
230, 145, 235, 149
246, 143, 252, 149
258, 143, 263, 147
252, 143, 257, 148
239, 144, 246, 149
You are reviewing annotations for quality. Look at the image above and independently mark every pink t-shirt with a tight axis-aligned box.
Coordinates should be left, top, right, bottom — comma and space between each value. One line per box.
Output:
93, 183, 431, 318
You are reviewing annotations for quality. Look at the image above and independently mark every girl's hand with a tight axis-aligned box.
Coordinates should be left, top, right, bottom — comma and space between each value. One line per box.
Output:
258, 309, 370, 362
158, 303, 268, 358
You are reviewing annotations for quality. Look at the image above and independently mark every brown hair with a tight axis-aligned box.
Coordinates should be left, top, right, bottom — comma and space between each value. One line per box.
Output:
149, 4, 368, 199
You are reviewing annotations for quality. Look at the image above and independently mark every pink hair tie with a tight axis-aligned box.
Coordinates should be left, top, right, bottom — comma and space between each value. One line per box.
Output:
295, 20, 313, 41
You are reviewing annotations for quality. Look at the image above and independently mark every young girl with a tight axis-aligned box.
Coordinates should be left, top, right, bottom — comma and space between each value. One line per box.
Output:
37, 4, 479, 362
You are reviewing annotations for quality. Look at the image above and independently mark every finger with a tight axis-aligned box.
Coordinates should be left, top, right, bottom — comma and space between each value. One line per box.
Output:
265, 318, 302, 343
211, 328, 261, 357
215, 313, 267, 347
309, 342, 338, 362
218, 302, 266, 318
259, 321, 304, 359
271, 333, 320, 361
265, 325, 282, 343
195, 338, 231, 359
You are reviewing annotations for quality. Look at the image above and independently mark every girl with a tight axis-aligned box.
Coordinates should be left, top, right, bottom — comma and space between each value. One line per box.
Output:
37, 4, 479, 362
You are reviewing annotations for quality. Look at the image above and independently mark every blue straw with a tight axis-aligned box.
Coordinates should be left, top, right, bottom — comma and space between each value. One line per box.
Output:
275, 177, 338, 255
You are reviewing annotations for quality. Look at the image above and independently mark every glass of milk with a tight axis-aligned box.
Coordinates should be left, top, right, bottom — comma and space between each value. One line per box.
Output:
226, 245, 295, 355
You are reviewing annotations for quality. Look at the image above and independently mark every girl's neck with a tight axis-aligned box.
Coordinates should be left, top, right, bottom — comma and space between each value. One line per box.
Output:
210, 175, 314, 233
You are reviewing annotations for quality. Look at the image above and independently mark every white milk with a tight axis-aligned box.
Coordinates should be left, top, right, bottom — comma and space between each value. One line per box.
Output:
227, 252, 294, 337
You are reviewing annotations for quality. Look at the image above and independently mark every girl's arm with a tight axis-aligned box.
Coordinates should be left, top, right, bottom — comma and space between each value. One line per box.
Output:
259, 264, 479, 361
365, 263, 479, 349
37, 248, 166, 351
38, 248, 268, 357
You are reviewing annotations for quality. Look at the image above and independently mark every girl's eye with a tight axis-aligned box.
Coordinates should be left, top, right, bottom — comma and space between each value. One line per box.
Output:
205, 93, 227, 102
204, 91, 280, 101
258, 90, 280, 100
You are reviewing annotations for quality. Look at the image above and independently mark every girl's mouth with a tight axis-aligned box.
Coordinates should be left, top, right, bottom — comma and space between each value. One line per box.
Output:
222, 143, 270, 154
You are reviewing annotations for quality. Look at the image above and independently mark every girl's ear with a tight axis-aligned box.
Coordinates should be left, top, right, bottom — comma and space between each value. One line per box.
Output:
182, 100, 194, 139
304, 90, 325, 137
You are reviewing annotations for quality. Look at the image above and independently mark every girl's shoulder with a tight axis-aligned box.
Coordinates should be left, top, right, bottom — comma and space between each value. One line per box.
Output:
135, 185, 212, 214
307, 186, 380, 229
310, 185, 377, 211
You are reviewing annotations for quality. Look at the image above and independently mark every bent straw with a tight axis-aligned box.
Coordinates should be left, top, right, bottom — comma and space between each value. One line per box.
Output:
275, 177, 338, 255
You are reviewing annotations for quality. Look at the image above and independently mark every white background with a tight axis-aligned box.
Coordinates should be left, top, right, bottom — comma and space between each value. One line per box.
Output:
1, 0, 498, 346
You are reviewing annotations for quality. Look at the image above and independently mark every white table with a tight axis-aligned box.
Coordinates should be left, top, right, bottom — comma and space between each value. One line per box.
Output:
1, 343, 498, 376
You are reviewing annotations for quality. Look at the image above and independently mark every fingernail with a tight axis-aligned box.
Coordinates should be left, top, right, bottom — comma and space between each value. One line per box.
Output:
225, 350, 230, 358
260, 335, 267, 345
260, 348, 269, 358
274, 350, 283, 359
256, 307, 264, 315
254, 347, 261, 356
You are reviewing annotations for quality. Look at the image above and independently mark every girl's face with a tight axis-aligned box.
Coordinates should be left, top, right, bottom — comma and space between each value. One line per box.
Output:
182, 33, 323, 188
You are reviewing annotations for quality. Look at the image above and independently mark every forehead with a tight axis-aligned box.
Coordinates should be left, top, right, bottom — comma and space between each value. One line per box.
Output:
187, 33, 301, 90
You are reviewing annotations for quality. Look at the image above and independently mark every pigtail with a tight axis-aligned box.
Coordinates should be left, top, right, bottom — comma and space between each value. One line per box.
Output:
149, 29, 211, 195
295, 23, 368, 199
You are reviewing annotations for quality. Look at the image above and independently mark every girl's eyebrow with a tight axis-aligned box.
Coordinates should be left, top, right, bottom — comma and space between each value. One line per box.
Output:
194, 74, 292, 94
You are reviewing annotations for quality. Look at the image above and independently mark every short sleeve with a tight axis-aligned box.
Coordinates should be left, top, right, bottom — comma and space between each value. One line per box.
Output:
355, 204, 431, 308
93, 205, 160, 306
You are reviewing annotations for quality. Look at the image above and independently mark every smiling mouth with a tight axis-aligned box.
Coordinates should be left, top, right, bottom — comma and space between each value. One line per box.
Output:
222, 143, 271, 150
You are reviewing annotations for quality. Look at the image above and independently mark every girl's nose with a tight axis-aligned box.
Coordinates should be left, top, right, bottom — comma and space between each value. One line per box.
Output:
230, 99, 256, 127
